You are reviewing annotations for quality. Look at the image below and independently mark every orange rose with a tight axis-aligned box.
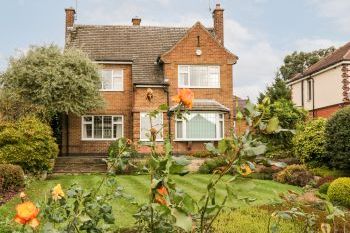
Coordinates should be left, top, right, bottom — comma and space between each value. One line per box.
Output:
155, 186, 169, 206
14, 201, 40, 228
172, 89, 194, 109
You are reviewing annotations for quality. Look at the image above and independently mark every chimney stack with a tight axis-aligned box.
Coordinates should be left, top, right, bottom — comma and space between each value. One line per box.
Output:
132, 17, 141, 26
65, 8, 76, 32
213, 3, 224, 45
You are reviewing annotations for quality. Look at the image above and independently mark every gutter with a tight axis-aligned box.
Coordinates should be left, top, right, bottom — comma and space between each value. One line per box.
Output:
287, 60, 350, 85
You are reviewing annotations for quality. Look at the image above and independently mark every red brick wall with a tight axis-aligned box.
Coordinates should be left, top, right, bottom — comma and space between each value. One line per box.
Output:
62, 64, 133, 155
311, 103, 349, 118
162, 23, 235, 154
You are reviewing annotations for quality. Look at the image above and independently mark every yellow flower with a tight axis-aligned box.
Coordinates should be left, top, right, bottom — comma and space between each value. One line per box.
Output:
52, 184, 65, 201
241, 164, 252, 176
14, 201, 40, 228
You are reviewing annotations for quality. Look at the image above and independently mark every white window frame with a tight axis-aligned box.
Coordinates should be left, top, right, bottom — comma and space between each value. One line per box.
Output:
99, 69, 124, 91
81, 115, 124, 141
178, 65, 220, 88
140, 112, 164, 142
175, 112, 224, 141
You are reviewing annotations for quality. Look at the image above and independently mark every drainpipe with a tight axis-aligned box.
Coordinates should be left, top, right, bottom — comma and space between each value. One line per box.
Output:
163, 85, 172, 143
311, 77, 315, 118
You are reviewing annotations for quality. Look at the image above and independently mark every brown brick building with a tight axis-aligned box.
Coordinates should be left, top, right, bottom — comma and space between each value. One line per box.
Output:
62, 4, 238, 156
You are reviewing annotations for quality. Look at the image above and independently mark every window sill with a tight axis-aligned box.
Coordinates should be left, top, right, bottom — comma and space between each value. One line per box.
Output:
81, 138, 118, 141
177, 86, 220, 89
174, 139, 222, 142
99, 90, 124, 92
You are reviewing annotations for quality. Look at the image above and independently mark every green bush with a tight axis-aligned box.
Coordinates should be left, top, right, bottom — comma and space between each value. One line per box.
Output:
325, 106, 350, 169
310, 166, 350, 178
213, 207, 303, 233
318, 182, 330, 195
274, 164, 313, 187
292, 118, 327, 166
0, 117, 58, 173
0, 164, 25, 193
327, 177, 350, 208
198, 157, 227, 174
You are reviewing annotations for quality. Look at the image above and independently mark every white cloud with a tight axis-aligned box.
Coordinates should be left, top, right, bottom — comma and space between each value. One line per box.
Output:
308, 0, 350, 32
294, 38, 344, 52
225, 19, 283, 101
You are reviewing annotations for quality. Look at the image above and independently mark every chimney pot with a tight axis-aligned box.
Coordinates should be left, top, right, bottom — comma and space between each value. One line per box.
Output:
213, 3, 224, 45
132, 17, 141, 26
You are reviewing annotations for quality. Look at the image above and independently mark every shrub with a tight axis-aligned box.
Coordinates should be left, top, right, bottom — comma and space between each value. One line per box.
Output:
315, 176, 334, 188
198, 157, 228, 174
318, 182, 330, 195
0, 164, 25, 193
325, 106, 350, 169
327, 177, 350, 208
213, 207, 303, 233
0, 117, 58, 173
274, 164, 313, 187
292, 118, 327, 166
310, 166, 350, 178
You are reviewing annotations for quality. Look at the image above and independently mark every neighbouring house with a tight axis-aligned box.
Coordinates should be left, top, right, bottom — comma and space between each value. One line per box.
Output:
288, 42, 350, 118
62, 3, 238, 156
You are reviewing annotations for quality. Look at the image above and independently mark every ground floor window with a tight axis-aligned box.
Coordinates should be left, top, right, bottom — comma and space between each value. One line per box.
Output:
140, 112, 163, 141
175, 112, 224, 141
82, 115, 123, 140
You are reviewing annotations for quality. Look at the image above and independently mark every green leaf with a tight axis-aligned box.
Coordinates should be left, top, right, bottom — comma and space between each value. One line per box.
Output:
218, 140, 228, 154
171, 208, 192, 232
158, 103, 168, 111
266, 117, 279, 133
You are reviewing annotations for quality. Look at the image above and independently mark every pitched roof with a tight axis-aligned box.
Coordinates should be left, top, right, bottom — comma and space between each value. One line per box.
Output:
290, 42, 350, 82
66, 24, 217, 84
169, 99, 230, 112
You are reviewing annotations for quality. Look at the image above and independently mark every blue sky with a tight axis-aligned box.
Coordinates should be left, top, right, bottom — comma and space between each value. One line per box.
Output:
1, 0, 350, 100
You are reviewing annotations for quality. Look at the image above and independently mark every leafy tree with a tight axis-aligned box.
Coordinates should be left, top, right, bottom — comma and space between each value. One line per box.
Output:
0, 45, 104, 120
258, 73, 291, 103
260, 99, 307, 158
280, 47, 335, 81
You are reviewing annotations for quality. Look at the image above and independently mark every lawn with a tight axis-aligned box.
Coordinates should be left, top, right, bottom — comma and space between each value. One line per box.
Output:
0, 174, 302, 229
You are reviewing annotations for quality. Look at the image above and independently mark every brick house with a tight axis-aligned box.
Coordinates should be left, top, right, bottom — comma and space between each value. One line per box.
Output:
288, 42, 350, 118
62, 4, 238, 156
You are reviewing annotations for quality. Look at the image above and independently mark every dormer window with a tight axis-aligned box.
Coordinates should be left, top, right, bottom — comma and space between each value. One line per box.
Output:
100, 69, 123, 91
178, 65, 220, 88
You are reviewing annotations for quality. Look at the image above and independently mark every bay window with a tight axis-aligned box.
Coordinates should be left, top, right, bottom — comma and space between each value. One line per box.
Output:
178, 65, 220, 88
82, 115, 123, 140
140, 112, 163, 141
100, 69, 123, 91
175, 112, 224, 141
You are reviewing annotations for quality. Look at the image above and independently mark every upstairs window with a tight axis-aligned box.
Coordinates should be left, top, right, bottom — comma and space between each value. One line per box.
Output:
178, 65, 220, 88
100, 69, 123, 91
